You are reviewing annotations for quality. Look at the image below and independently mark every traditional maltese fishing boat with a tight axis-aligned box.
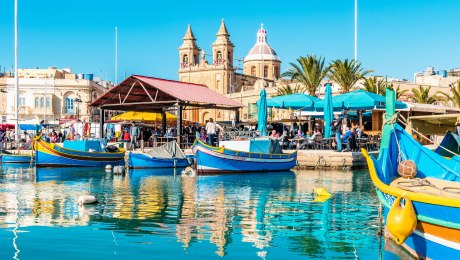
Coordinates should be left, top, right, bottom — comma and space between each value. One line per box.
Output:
362, 89, 460, 259
192, 138, 297, 174
33, 136, 125, 167
0, 153, 32, 164
128, 141, 190, 168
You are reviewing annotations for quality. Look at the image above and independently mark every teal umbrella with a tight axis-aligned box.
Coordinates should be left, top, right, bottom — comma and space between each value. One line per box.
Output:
323, 84, 334, 138
314, 90, 407, 111
265, 93, 317, 110
257, 88, 268, 136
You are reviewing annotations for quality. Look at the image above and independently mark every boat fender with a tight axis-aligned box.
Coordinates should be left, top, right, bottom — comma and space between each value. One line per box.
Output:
181, 166, 196, 177
397, 160, 417, 179
386, 195, 417, 245
78, 195, 97, 205
105, 165, 113, 172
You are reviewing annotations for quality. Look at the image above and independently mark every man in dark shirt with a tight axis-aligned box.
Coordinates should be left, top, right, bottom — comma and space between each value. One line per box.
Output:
332, 114, 343, 151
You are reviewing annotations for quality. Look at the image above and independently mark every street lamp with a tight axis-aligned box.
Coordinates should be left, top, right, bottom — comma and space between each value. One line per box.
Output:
74, 98, 82, 122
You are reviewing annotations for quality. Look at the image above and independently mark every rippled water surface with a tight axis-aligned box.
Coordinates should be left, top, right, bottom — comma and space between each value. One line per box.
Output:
0, 165, 409, 259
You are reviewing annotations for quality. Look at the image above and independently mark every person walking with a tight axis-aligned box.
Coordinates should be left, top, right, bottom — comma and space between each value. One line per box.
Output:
332, 114, 343, 152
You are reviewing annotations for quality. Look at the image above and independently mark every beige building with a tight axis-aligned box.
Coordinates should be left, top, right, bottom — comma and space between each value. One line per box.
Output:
0, 67, 111, 125
178, 20, 284, 124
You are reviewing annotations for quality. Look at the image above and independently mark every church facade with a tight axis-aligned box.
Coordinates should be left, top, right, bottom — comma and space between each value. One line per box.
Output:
178, 20, 290, 124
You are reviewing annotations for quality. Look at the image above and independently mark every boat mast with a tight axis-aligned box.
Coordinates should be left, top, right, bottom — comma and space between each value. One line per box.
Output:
14, 0, 19, 142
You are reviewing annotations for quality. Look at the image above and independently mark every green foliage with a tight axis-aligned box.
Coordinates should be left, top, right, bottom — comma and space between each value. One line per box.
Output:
387, 83, 409, 99
328, 59, 372, 93
410, 85, 445, 104
360, 76, 386, 95
281, 54, 329, 96
441, 79, 460, 107
276, 84, 306, 96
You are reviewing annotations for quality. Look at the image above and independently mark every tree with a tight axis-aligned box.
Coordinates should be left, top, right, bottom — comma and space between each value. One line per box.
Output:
281, 54, 329, 96
328, 59, 372, 93
387, 83, 409, 100
440, 79, 460, 107
275, 84, 306, 96
410, 85, 445, 104
360, 76, 386, 95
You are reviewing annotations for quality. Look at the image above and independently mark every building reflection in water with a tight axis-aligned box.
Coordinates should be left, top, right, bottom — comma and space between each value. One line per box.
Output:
0, 167, 381, 258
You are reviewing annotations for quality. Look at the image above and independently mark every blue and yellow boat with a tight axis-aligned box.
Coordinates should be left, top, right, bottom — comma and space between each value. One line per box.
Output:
362, 89, 460, 259
192, 138, 297, 174
0, 153, 32, 164
33, 136, 125, 167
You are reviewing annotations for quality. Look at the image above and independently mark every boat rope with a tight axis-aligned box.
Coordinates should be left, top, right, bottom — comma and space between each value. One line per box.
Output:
396, 117, 460, 157
397, 178, 460, 195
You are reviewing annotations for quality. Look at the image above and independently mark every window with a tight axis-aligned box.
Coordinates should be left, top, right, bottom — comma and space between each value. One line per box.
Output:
183, 54, 188, 64
66, 97, 75, 114
193, 54, 198, 64
40, 97, 44, 108
18, 97, 26, 106
264, 66, 268, 78
251, 66, 256, 76
46, 97, 51, 108
274, 66, 279, 79
216, 51, 222, 61
35, 97, 40, 108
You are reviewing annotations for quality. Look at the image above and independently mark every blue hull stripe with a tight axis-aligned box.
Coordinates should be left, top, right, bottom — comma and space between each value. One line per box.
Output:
129, 153, 189, 168
36, 150, 124, 167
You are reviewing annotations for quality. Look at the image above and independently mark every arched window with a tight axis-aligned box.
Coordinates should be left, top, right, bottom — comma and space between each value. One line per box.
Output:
193, 54, 198, 64
227, 51, 232, 63
183, 54, 189, 64
40, 97, 44, 108
35, 97, 40, 108
264, 65, 268, 78
274, 66, 279, 79
216, 51, 222, 61
250, 66, 256, 76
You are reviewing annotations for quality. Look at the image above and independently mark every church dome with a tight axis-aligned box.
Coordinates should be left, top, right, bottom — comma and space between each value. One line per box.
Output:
244, 24, 280, 62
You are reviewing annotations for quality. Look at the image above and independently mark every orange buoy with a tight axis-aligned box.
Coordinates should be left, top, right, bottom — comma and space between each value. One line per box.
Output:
386, 195, 417, 244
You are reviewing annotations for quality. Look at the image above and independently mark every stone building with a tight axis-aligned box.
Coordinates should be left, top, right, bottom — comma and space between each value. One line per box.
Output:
178, 20, 284, 124
0, 67, 110, 125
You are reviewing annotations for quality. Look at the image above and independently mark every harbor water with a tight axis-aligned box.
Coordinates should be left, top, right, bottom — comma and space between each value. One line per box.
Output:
0, 165, 410, 259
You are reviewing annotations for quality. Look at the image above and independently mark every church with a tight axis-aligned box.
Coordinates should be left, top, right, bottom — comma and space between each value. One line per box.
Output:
178, 20, 288, 124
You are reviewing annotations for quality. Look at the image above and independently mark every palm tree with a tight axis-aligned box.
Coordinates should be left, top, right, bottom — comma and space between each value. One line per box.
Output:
410, 85, 445, 104
281, 54, 329, 96
359, 76, 386, 95
387, 83, 409, 99
328, 59, 372, 93
440, 79, 460, 107
275, 84, 306, 96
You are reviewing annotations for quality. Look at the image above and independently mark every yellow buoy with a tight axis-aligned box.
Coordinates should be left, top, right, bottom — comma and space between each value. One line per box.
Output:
386, 195, 417, 245
314, 187, 331, 197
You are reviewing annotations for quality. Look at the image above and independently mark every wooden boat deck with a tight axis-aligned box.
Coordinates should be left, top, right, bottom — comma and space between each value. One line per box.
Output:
391, 177, 460, 199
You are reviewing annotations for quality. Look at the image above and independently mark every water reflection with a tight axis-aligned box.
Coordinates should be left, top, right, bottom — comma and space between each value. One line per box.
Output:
0, 166, 391, 259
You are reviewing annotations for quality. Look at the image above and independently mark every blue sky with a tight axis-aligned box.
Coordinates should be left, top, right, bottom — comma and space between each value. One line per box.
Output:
0, 0, 459, 83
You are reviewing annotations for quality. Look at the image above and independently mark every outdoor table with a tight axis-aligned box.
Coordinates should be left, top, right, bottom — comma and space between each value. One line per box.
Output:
288, 137, 305, 149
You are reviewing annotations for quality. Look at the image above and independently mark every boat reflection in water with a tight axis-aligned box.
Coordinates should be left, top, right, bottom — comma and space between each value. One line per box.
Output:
0, 166, 403, 259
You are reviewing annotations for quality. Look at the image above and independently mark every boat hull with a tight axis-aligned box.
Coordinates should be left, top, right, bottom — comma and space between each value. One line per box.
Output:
128, 153, 189, 168
1, 154, 32, 164
378, 190, 460, 259
192, 140, 297, 174
34, 138, 125, 167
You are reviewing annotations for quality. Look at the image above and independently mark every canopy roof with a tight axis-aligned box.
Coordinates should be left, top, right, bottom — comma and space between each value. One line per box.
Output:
314, 90, 407, 111
111, 111, 176, 122
265, 93, 318, 110
407, 114, 460, 135
91, 75, 243, 111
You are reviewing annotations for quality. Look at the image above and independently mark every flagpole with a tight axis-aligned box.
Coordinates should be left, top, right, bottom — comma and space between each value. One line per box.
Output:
115, 26, 118, 84
14, 0, 19, 141
354, 0, 358, 61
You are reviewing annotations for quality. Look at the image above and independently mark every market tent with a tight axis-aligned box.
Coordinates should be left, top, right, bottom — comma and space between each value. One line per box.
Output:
314, 90, 407, 111
265, 93, 318, 110
111, 111, 177, 122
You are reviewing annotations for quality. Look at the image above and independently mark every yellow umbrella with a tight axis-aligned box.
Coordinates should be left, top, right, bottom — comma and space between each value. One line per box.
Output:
111, 111, 177, 122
